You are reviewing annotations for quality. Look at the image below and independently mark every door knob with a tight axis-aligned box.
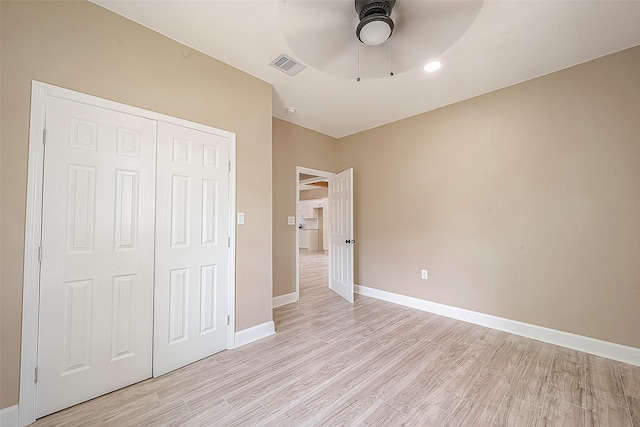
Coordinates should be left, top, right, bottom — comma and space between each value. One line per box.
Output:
345, 239, 356, 244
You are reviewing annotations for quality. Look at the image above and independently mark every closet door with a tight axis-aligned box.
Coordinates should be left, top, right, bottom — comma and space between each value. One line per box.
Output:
153, 121, 230, 376
37, 97, 156, 417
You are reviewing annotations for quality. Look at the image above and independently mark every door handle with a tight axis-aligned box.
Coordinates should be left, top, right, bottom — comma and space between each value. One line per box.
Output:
345, 239, 356, 244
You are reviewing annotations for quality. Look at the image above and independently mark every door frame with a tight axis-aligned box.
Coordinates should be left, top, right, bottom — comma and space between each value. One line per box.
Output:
19, 81, 237, 426
295, 166, 334, 301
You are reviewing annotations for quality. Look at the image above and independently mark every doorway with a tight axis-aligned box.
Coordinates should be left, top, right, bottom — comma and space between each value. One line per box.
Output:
296, 167, 333, 300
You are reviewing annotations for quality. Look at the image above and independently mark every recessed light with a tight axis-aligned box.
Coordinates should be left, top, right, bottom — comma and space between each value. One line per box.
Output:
285, 107, 297, 114
423, 60, 442, 73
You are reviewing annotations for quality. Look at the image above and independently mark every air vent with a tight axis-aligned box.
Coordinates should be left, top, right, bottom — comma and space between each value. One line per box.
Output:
269, 54, 307, 77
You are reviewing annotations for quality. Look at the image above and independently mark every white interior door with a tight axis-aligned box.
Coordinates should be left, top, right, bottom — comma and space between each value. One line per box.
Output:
329, 168, 354, 303
37, 97, 156, 417
153, 121, 230, 377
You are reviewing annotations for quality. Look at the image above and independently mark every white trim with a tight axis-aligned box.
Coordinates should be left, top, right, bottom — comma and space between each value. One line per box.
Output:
19, 82, 48, 427
273, 292, 298, 308
0, 405, 19, 427
355, 285, 640, 367
227, 134, 237, 350
20, 81, 238, 426
233, 321, 276, 348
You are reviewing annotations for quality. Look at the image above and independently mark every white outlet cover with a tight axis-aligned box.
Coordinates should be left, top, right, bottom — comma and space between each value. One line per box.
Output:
421, 270, 428, 279
237, 212, 245, 225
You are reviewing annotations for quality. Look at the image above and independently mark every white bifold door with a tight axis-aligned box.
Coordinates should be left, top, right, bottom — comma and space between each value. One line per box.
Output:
36, 96, 231, 417
37, 98, 157, 417
153, 122, 230, 377
329, 168, 354, 303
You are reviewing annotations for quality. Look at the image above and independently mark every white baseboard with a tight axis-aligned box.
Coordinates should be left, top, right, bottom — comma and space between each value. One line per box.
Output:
0, 405, 18, 427
234, 321, 276, 348
355, 285, 640, 367
273, 292, 298, 308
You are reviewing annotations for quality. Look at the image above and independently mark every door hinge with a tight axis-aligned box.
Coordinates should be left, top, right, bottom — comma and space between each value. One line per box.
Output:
228, 237, 231, 248
34, 366, 38, 383
42, 128, 47, 144
227, 315, 230, 326
38, 246, 43, 263
228, 161, 231, 172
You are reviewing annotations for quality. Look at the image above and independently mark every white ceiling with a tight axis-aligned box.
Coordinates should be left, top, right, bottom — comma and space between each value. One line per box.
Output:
91, 0, 640, 138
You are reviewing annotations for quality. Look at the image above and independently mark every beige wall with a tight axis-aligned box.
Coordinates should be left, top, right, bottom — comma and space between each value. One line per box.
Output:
338, 46, 640, 349
272, 118, 337, 298
0, 1, 272, 409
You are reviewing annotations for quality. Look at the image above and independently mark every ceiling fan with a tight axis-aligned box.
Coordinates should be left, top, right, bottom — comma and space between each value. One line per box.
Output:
279, 0, 485, 80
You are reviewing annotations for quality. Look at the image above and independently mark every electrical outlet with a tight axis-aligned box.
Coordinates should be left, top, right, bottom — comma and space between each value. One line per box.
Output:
421, 269, 428, 280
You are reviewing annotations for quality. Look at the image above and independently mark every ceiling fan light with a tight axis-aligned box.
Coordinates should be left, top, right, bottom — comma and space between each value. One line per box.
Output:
357, 20, 392, 46
357, 18, 393, 46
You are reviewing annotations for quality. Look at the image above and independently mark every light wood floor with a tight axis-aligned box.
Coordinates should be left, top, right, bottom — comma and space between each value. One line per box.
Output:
33, 249, 640, 426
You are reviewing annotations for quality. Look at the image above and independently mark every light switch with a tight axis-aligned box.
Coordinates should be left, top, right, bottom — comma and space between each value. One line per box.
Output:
237, 212, 245, 225
288, 216, 295, 225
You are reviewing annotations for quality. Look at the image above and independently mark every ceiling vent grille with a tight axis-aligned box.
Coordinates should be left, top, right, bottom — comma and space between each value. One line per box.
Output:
269, 54, 307, 76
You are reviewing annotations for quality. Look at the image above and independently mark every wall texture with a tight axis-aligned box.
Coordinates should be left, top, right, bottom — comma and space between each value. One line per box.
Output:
272, 118, 337, 298
0, 1, 272, 409
338, 46, 640, 350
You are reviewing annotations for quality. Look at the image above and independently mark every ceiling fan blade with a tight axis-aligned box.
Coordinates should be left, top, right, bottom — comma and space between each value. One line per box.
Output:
392, 1, 484, 69
280, 0, 359, 78
279, 0, 484, 79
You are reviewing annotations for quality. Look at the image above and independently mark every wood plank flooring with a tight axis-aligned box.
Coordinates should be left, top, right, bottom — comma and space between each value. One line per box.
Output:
32, 249, 640, 426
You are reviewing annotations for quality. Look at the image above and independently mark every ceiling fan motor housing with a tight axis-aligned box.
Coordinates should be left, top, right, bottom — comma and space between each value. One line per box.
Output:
355, 0, 396, 46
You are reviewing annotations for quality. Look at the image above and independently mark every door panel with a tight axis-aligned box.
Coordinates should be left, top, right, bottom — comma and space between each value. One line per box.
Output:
329, 168, 354, 303
37, 97, 156, 417
153, 121, 230, 377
